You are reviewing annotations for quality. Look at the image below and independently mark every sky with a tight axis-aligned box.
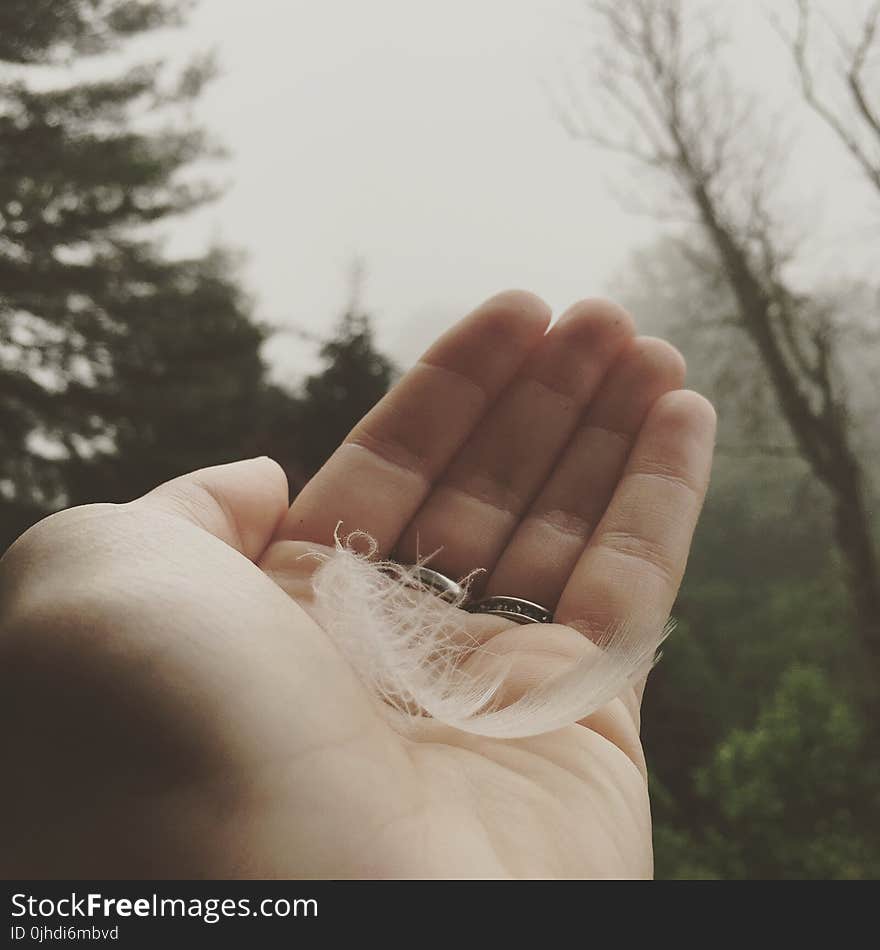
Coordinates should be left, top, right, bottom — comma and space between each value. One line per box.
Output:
151, 0, 877, 382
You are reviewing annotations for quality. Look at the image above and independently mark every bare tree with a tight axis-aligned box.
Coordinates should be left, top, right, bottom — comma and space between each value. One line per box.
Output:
557, 0, 880, 666
782, 0, 880, 194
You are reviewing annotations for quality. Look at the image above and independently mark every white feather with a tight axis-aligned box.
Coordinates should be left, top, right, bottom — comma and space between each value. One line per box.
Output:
309, 530, 672, 739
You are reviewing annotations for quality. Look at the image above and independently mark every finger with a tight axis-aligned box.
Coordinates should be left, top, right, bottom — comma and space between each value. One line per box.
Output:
137, 456, 289, 562
275, 290, 551, 552
395, 299, 635, 579
555, 390, 716, 648
485, 337, 686, 607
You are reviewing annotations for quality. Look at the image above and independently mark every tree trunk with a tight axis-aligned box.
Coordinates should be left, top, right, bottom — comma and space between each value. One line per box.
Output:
689, 183, 880, 668
830, 452, 880, 661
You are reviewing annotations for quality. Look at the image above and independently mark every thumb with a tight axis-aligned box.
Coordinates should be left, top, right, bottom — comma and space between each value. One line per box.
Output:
136, 457, 290, 562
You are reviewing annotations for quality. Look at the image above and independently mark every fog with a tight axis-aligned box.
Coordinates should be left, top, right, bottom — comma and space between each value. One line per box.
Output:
160, 0, 876, 378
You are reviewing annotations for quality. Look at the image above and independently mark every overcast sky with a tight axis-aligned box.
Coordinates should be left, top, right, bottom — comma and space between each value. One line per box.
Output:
157, 0, 876, 381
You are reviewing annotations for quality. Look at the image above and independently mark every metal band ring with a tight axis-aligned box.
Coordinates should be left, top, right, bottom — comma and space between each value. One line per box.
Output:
467, 596, 554, 625
394, 564, 464, 604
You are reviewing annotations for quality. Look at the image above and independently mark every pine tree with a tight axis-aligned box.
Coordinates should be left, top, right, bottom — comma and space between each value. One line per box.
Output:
292, 309, 397, 487
0, 0, 287, 547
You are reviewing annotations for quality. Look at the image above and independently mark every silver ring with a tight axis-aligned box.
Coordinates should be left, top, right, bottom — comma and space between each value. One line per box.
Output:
467, 596, 553, 625
394, 564, 464, 604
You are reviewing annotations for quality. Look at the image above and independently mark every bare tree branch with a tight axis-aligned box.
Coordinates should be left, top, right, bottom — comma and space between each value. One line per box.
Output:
560, 0, 880, 661
781, 0, 880, 193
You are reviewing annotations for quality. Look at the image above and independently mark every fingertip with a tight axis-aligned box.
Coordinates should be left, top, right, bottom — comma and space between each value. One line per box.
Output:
555, 297, 637, 342
625, 336, 687, 384
421, 290, 552, 392
247, 455, 291, 505
142, 457, 291, 561
196, 456, 291, 522
219, 456, 292, 550
522, 297, 637, 404
477, 289, 553, 330
649, 389, 717, 437
462, 290, 553, 351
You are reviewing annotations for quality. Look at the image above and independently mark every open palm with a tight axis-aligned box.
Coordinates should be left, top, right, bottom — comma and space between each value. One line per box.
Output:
0, 291, 715, 879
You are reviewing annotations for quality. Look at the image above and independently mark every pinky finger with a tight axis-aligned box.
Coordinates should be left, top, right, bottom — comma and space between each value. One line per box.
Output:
555, 390, 716, 656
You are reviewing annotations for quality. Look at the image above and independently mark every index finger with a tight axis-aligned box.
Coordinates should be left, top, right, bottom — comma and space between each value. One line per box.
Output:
274, 291, 551, 552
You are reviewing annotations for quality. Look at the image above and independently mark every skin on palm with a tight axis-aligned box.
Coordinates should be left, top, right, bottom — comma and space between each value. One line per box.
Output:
262, 539, 651, 878
0, 291, 715, 879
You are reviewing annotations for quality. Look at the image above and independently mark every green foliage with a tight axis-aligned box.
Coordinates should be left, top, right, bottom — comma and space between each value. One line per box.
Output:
0, 1, 185, 63
292, 312, 397, 480
0, 0, 288, 546
645, 421, 879, 879
650, 625, 880, 879
695, 666, 880, 879
60, 247, 279, 504
0, 0, 396, 548
618, 234, 880, 879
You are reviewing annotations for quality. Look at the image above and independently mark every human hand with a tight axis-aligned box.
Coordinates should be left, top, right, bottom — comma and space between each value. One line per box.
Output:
0, 291, 715, 878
